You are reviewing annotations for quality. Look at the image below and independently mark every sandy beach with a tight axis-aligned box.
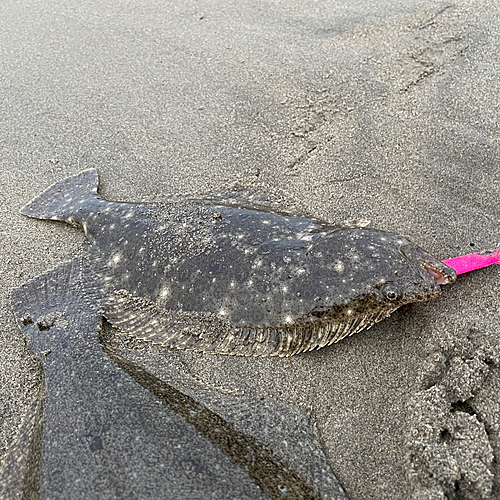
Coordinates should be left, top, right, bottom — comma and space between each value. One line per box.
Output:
1, 0, 500, 498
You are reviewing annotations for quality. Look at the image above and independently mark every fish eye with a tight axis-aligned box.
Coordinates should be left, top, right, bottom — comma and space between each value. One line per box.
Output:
385, 290, 397, 300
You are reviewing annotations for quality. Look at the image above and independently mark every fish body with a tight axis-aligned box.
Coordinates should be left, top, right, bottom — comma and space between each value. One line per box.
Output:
21, 170, 456, 356
6, 258, 347, 499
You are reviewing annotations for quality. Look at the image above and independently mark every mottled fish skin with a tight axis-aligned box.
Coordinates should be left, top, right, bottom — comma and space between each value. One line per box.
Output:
21, 170, 457, 357
5, 259, 348, 500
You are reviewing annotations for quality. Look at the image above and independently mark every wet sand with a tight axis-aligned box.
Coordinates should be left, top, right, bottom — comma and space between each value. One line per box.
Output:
1, 0, 500, 498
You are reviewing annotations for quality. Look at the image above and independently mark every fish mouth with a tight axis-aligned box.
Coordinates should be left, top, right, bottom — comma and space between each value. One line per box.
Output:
419, 259, 456, 285
399, 243, 457, 286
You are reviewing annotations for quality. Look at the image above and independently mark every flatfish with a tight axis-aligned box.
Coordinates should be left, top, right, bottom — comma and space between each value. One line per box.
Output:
3, 258, 347, 499
21, 170, 456, 357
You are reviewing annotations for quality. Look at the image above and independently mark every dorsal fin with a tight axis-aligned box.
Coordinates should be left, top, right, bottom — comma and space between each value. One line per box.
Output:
102, 290, 386, 357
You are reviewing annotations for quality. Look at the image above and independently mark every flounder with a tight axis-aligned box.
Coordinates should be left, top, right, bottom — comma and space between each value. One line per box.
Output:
5, 258, 347, 499
21, 170, 456, 357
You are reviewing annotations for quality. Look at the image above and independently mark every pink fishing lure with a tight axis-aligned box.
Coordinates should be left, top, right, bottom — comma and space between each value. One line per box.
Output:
442, 248, 500, 275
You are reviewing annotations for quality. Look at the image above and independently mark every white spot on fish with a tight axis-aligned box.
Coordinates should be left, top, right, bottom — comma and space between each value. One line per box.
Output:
298, 233, 314, 241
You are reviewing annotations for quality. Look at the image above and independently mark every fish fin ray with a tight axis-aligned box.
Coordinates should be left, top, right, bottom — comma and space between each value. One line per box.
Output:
160, 183, 326, 222
103, 290, 396, 355
21, 170, 99, 223
103, 290, 306, 357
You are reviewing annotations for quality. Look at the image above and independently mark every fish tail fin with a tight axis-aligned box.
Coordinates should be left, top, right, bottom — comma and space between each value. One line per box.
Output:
21, 170, 99, 224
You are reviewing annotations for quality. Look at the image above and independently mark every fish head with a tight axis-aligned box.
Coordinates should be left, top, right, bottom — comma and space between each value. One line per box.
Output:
385, 240, 457, 304
302, 229, 457, 330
